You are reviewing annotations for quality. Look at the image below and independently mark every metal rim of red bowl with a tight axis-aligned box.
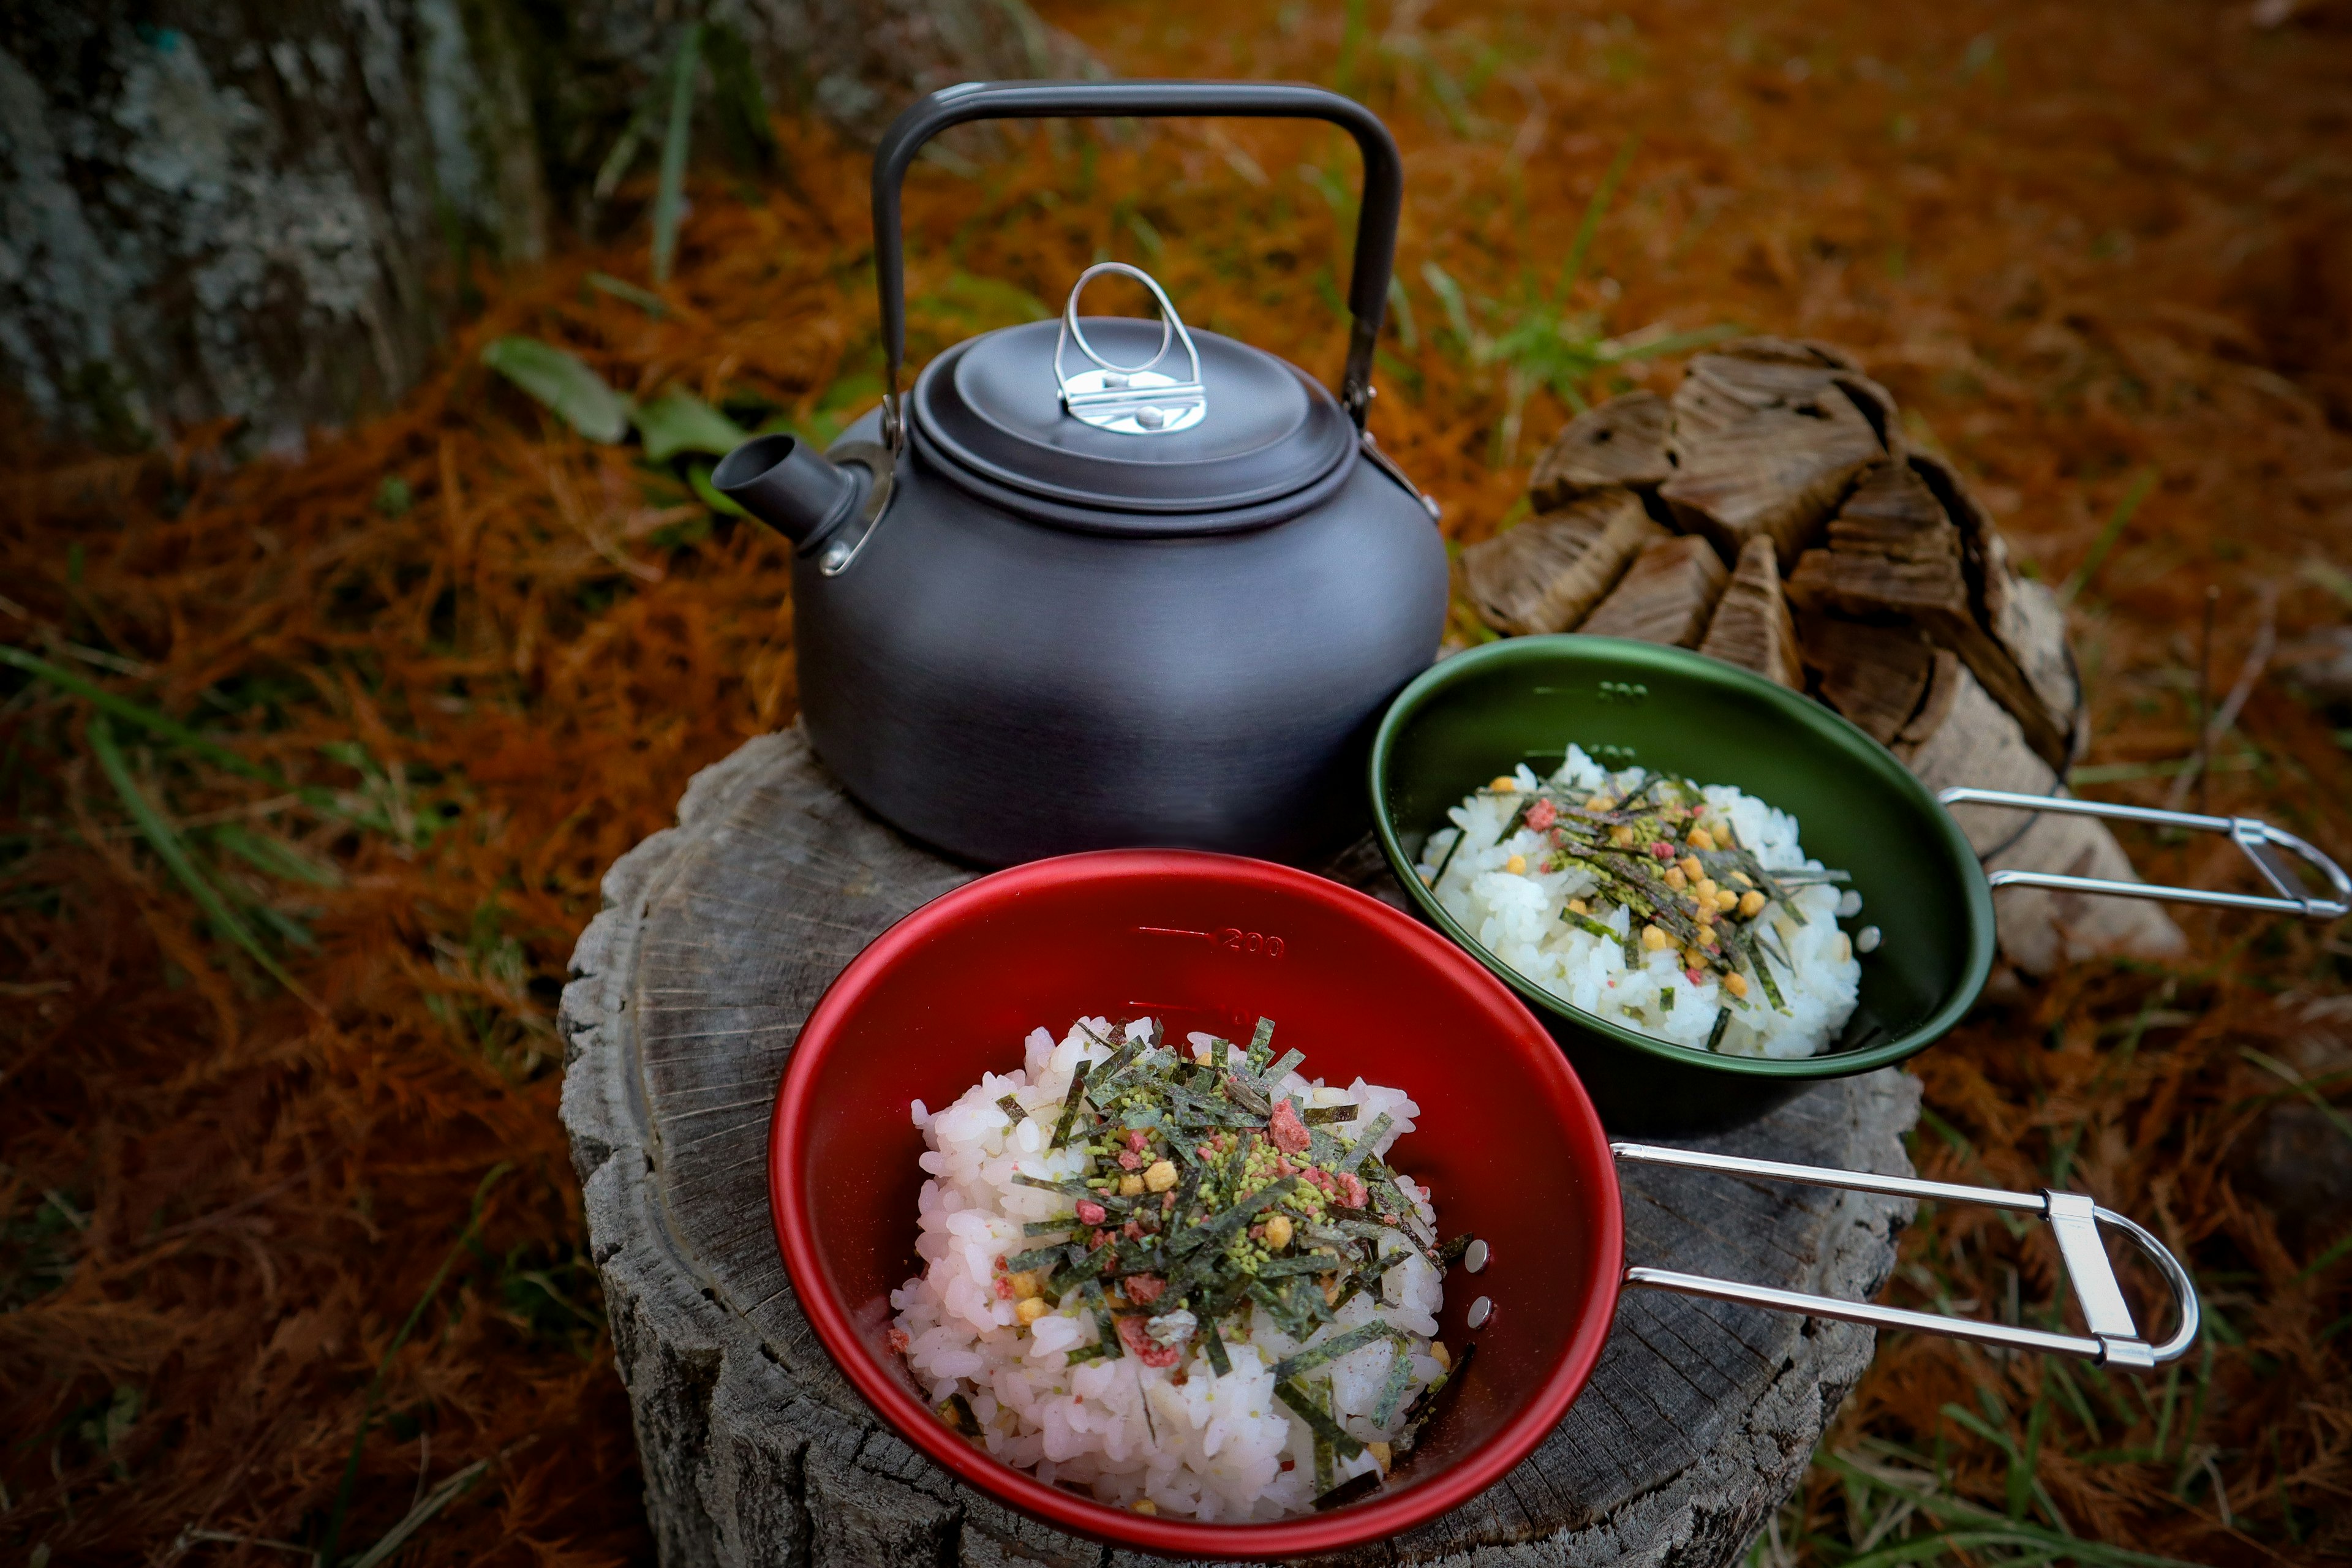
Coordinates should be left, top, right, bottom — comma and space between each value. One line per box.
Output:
766, 849, 1628, 1559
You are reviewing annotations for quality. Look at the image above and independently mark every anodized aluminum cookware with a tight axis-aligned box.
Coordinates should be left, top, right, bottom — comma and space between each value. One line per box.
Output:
1369, 635, 2349, 1134
767, 850, 2199, 1559
715, 81, 1448, 868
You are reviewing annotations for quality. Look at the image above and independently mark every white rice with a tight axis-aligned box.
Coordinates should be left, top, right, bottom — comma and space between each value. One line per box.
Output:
1413, 745, 1861, 1058
889, 1017, 1449, 1520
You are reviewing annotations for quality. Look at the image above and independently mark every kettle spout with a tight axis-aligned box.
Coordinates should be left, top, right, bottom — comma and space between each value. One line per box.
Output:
713, 434, 858, 547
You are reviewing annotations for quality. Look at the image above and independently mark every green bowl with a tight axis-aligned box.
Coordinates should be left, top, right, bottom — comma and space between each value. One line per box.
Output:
1368, 635, 1995, 1134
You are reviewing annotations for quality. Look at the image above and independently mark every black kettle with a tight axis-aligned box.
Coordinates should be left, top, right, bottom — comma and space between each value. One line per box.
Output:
714, 81, 1447, 867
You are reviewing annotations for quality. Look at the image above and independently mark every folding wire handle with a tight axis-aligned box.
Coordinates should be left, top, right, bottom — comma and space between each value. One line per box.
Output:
1612, 1143, 2199, 1368
1937, 786, 2350, 920
1052, 262, 1207, 435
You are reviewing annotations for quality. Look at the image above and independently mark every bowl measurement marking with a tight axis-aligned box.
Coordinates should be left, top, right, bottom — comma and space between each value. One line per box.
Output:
1595, 680, 1650, 705
1135, 925, 1287, 957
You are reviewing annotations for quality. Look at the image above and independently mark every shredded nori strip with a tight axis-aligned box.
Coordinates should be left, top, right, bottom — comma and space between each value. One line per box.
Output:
1311, 1376, 1336, 1493
1011, 1173, 1094, 1197
1314, 1469, 1384, 1511
1706, 1008, 1733, 1050
1270, 1320, 1405, 1382
1735, 925, 1789, 1013
1246, 1017, 1276, 1071
1275, 1379, 1366, 1460
1005, 1245, 1071, 1273
1022, 1219, 1075, 1237
1166, 1155, 1205, 1235
1257, 1254, 1345, 1278
1660, 986, 1675, 1012
1046, 1240, 1112, 1298
1394, 1341, 1476, 1457
1373, 1341, 1419, 1426
1435, 1234, 1474, 1267
1049, 1058, 1091, 1149
1559, 907, 1620, 943
937, 1392, 984, 1437
1301, 1103, 1359, 1125
1338, 1113, 1392, 1174
1427, 818, 1470, 887
1224, 1074, 1272, 1117
995, 1094, 1024, 1122
1064, 1343, 1111, 1366
1082, 1279, 1122, 1359
1197, 1313, 1232, 1376
1169, 1177, 1298, 1257
1261, 1047, 1305, 1086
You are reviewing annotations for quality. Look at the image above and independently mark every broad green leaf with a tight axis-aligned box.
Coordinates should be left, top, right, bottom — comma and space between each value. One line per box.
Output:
481, 337, 631, 443
213, 822, 344, 888
687, 462, 748, 518
634, 386, 745, 462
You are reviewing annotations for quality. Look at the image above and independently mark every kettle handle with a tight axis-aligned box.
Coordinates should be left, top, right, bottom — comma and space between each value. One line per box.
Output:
871, 80, 1404, 448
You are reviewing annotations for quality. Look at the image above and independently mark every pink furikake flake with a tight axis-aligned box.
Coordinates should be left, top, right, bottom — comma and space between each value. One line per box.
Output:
1267, 1097, 1311, 1153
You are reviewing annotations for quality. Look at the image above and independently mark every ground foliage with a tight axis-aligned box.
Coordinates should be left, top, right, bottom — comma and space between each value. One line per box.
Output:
4, 0, 2351, 1563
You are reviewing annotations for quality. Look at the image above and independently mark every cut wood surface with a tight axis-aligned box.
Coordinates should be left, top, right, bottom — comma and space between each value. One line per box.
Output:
1696, 538, 1805, 689
1580, 533, 1731, 647
1787, 460, 2075, 772
1659, 384, 1889, 567
561, 728, 1920, 1568
1459, 489, 1662, 636
1529, 390, 1676, 509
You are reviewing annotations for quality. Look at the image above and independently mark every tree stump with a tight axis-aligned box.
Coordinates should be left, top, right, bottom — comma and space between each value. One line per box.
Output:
560, 728, 1921, 1567
1469, 337, 2185, 976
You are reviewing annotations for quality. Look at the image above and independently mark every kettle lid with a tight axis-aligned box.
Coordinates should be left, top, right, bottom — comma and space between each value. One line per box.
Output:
909, 263, 1355, 530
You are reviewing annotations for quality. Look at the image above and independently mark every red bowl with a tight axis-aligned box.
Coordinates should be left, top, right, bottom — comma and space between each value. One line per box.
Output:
767, 850, 1625, 1559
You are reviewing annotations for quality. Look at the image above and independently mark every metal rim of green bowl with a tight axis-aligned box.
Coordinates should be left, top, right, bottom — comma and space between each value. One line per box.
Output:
1366, 634, 1998, 1082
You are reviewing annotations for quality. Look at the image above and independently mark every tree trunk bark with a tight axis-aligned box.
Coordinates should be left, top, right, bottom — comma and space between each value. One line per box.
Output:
0, 0, 1082, 452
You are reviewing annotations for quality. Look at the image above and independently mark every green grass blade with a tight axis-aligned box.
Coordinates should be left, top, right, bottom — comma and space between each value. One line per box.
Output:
341, 1457, 492, 1568
212, 822, 344, 888
4, 646, 277, 782
1553, 134, 1640, 303
2057, 466, 2157, 608
2242, 1046, 2352, 1144
651, 23, 703, 283
317, 1164, 511, 1568
587, 271, 667, 317
88, 717, 319, 1009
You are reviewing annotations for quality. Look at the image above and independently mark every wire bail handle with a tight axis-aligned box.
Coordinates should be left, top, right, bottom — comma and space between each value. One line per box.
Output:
869, 80, 1406, 456
1611, 1143, 2199, 1368
1052, 263, 1208, 435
